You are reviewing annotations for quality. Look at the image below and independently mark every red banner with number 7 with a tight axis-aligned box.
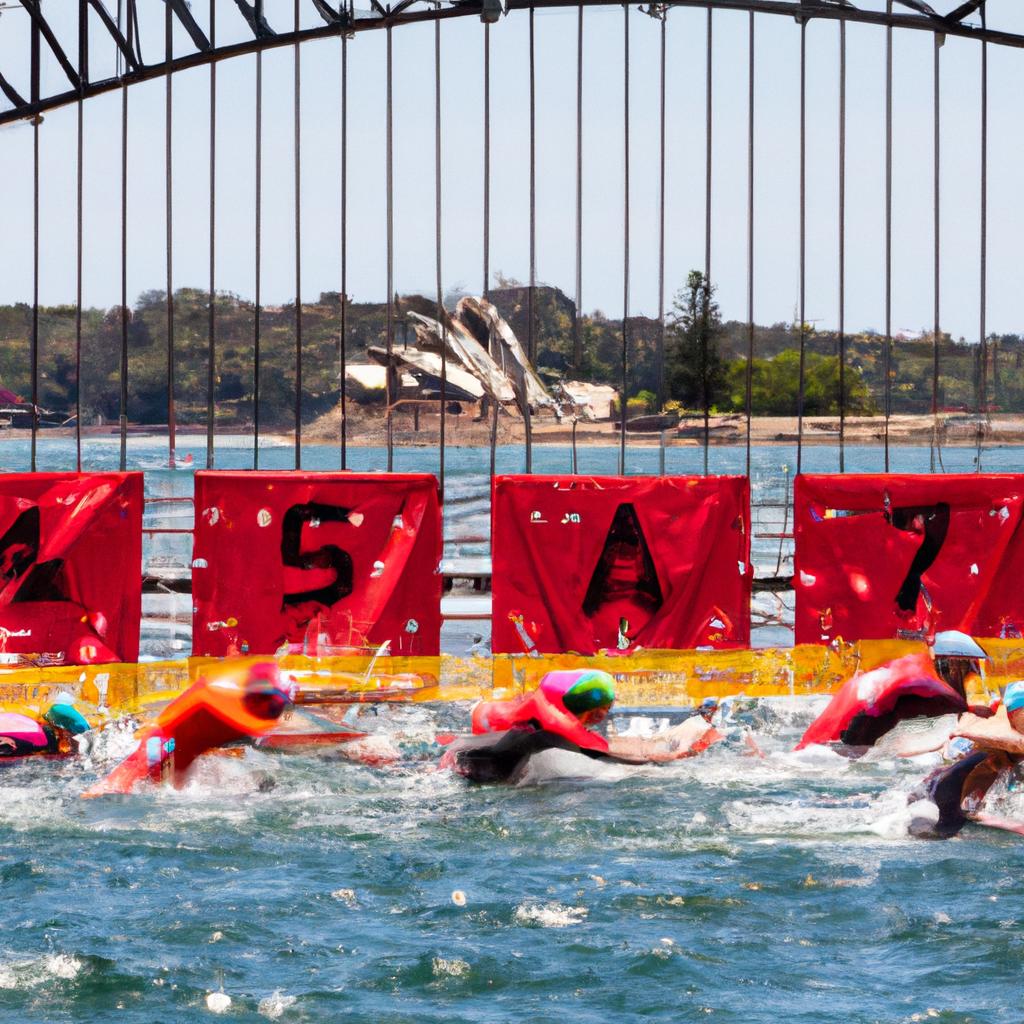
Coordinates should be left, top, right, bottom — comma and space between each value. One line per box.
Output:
794, 473, 1024, 644
191, 472, 442, 657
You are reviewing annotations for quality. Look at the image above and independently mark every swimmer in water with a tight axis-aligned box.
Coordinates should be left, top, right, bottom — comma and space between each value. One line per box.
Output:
445, 669, 722, 782
909, 681, 1024, 838
797, 630, 993, 754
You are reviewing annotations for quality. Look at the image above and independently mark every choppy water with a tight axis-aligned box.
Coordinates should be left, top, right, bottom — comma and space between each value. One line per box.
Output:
2, 699, 1023, 1023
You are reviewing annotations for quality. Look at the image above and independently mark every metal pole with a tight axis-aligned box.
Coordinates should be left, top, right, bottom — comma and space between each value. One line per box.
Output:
883, 0, 893, 470
294, 0, 303, 469
165, 0, 176, 468
436, 16, 446, 500
254, 42, 263, 469
978, 19, 987, 468
573, 1, 583, 373
620, 1, 629, 476
30, 16, 39, 472
119, 0, 129, 471
75, 93, 83, 471
702, 1, 712, 475
483, 22, 490, 300
931, 32, 941, 472
657, 12, 666, 416
340, 30, 348, 469
745, 9, 754, 477
386, 25, 394, 471
838, 19, 846, 472
206, 0, 216, 468
526, 4, 535, 473
796, 18, 806, 475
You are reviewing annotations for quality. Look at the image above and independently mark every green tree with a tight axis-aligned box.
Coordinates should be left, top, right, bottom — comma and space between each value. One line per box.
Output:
666, 271, 727, 412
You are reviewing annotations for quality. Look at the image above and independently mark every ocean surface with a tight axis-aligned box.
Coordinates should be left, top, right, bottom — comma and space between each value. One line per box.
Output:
1, 701, 1023, 1023
1, 437, 1023, 1023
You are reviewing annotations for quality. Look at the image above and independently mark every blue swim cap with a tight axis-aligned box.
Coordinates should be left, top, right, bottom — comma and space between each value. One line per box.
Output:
1003, 681, 1024, 714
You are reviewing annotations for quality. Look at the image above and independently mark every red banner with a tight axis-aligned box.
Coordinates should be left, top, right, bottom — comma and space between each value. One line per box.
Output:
0, 472, 143, 664
794, 473, 1024, 644
192, 472, 442, 656
491, 475, 751, 655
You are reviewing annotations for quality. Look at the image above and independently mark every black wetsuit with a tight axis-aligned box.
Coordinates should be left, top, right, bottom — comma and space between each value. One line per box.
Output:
910, 749, 1021, 839
446, 727, 608, 784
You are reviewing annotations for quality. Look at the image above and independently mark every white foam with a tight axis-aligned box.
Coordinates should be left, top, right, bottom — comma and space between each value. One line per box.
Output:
258, 990, 297, 1019
0, 953, 82, 990
431, 957, 470, 978
513, 902, 588, 927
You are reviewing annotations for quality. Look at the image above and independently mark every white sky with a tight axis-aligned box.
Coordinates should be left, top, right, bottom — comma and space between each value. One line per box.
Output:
1, 0, 1023, 342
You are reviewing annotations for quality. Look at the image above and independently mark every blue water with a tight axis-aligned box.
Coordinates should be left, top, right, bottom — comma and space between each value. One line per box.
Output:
1, 702, 1023, 1023
2, 438, 1024, 1023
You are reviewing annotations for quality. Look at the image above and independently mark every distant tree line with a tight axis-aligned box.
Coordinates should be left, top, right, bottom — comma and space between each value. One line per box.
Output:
0, 275, 1017, 426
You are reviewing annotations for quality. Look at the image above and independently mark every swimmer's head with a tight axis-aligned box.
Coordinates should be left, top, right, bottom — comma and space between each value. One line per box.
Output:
556, 669, 616, 724
1003, 681, 1024, 731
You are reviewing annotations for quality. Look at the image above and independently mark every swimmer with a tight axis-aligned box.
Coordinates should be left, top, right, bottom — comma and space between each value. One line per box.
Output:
444, 669, 722, 782
909, 681, 1024, 839
797, 630, 992, 754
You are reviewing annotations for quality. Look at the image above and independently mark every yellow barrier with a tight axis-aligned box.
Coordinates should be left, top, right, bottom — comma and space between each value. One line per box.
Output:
2, 638, 1023, 719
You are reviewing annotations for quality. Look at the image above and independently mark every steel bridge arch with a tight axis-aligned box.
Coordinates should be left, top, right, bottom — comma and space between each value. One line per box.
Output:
0, 0, 1020, 127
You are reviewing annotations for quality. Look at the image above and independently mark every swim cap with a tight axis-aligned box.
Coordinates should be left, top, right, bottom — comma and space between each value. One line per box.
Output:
541, 669, 615, 716
933, 630, 988, 660
1003, 681, 1024, 714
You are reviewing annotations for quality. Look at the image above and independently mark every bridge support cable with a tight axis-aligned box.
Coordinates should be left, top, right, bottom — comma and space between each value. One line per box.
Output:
436, 16, 447, 499
838, 19, 847, 472
75, 0, 86, 472
165, 0, 177, 469
702, 1, 712, 476
30, 16, 39, 473
385, 24, 394, 472
76, 90, 83, 472
207, 0, 217, 469
796, 18, 806, 475
119, 0, 130, 472
573, 1, 583, 378
251, 2, 265, 467
483, 22, 498, 479
619, 1, 630, 477
340, 29, 348, 470
525, 4, 536, 473
294, 0, 303, 470
883, 0, 893, 471
978, 14, 987, 470
657, 11, 666, 421
744, 10, 755, 478
931, 31, 941, 472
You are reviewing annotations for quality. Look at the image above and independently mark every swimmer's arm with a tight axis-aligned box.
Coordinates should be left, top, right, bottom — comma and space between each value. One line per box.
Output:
606, 717, 721, 764
951, 712, 1024, 756
971, 811, 1024, 836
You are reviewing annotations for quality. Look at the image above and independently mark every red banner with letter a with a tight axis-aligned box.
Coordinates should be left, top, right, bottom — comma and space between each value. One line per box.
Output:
0, 472, 143, 664
192, 472, 442, 657
794, 473, 1024, 644
491, 475, 751, 655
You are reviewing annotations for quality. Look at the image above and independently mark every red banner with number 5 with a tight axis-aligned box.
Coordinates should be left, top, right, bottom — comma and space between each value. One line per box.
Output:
192, 472, 442, 657
794, 473, 1024, 644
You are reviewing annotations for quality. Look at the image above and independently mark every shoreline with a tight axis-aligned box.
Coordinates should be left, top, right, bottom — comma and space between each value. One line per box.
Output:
1, 412, 1018, 448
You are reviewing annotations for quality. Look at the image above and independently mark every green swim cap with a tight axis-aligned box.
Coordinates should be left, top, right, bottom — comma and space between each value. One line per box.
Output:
560, 669, 616, 715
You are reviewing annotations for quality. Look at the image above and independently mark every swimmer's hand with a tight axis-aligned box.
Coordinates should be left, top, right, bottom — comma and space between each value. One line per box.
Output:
951, 709, 1024, 756
606, 717, 722, 764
